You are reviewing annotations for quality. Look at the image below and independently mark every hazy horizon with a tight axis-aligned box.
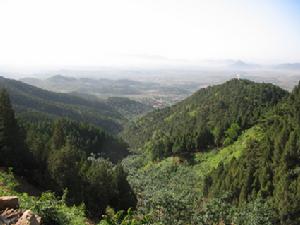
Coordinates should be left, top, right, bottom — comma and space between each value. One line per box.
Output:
1, 0, 300, 71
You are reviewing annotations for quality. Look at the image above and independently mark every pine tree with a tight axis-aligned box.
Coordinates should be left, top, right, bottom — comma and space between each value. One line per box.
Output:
0, 89, 23, 167
51, 120, 66, 149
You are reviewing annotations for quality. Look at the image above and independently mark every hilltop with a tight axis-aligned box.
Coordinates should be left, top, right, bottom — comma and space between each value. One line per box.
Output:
123, 79, 288, 159
118, 79, 300, 225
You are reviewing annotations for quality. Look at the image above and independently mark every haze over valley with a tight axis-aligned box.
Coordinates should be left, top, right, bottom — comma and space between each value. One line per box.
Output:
12, 62, 300, 108
1, 0, 300, 225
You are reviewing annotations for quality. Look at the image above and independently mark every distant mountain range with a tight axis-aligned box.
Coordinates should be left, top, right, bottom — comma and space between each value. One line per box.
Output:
274, 63, 300, 70
201, 60, 300, 71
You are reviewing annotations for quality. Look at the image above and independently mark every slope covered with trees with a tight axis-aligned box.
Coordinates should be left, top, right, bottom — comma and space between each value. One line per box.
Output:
22, 118, 136, 218
105, 97, 153, 119
106, 126, 275, 225
68, 92, 154, 120
0, 76, 125, 134
2, 77, 300, 224
0, 89, 136, 220
0, 89, 29, 169
123, 79, 288, 160
112, 79, 300, 225
204, 82, 300, 225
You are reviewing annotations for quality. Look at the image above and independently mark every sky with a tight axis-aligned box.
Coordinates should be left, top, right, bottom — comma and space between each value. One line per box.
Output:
0, 0, 300, 69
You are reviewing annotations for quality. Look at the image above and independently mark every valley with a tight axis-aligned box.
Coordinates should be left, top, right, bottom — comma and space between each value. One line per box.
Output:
1, 1, 300, 224
1, 76, 300, 225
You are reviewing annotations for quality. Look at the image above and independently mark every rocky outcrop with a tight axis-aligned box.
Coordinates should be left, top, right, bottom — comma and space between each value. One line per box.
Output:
0, 196, 19, 210
0, 208, 22, 224
15, 210, 41, 225
0, 196, 41, 225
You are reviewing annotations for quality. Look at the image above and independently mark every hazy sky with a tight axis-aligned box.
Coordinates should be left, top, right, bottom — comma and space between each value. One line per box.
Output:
0, 0, 300, 68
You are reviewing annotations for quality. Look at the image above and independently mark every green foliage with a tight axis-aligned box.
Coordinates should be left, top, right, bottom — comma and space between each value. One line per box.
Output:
22, 118, 136, 217
29, 192, 87, 225
123, 79, 288, 159
80, 158, 137, 216
121, 126, 264, 225
0, 170, 87, 225
0, 90, 136, 219
47, 142, 83, 195
192, 195, 277, 225
0, 89, 30, 169
192, 194, 236, 225
28, 118, 130, 163
2, 78, 300, 224
106, 97, 153, 120
223, 123, 241, 146
204, 82, 300, 225
99, 207, 152, 225
123, 155, 200, 225
233, 199, 278, 225
110, 153, 278, 225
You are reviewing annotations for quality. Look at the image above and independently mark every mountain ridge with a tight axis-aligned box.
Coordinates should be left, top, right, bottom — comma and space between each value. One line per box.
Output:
0, 76, 125, 134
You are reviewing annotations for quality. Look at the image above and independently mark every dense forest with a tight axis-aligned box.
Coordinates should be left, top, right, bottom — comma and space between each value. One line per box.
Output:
204, 82, 300, 224
0, 88, 136, 221
105, 97, 153, 120
123, 79, 288, 159
1, 77, 300, 224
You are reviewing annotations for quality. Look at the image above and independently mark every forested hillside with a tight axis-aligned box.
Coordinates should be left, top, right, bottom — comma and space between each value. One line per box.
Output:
120, 126, 272, 225
0, 88, 136, 222
105, 97, 153, 119
204, 82, 300, 225
123, 79, 288, 159
0, 76, 125, 134
68, 93, 153, 120
113, 79, 300, 225
1, 77, 300, 225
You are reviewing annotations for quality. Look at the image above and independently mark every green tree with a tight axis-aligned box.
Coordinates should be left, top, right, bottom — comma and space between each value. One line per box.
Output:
112, 164, 137, 210
0, 89, 25, 168
47, 141, 84, 203
223, 123, 241, 146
